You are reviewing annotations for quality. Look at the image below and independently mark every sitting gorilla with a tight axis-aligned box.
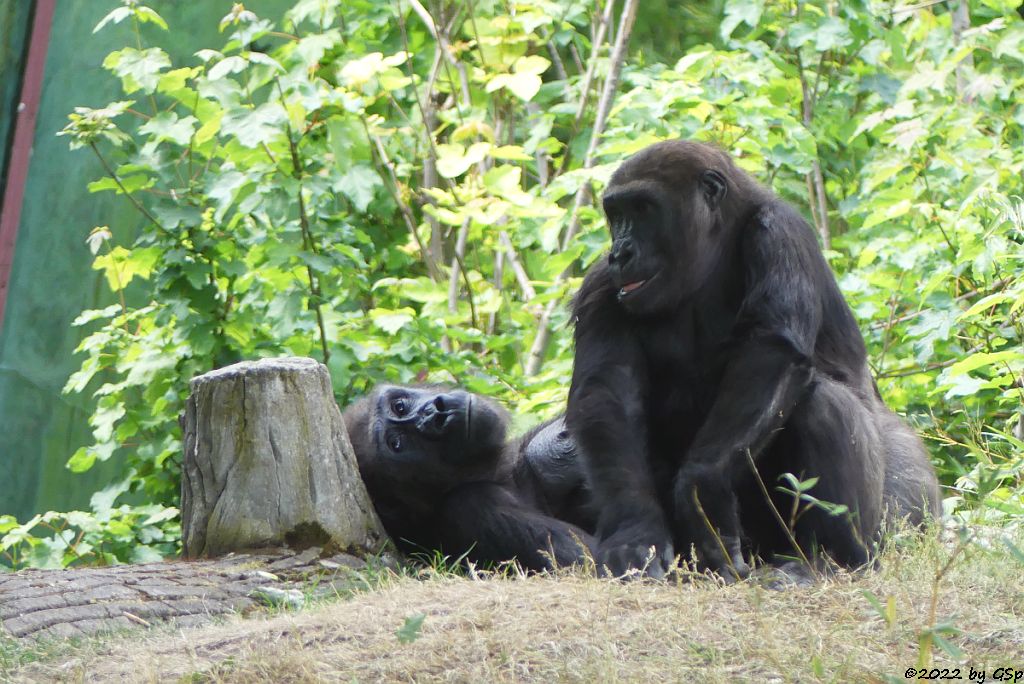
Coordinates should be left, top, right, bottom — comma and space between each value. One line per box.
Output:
342, 385, 597, 571
566, 140, 941, 578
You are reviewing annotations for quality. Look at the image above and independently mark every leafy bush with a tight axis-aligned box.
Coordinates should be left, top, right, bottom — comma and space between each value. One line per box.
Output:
3, 0, 1022, 569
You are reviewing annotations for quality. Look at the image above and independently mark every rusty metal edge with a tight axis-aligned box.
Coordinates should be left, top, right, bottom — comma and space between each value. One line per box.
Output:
0, 0, 56, 333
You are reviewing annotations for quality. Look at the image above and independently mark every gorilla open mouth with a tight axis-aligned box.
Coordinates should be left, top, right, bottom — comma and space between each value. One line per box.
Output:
617, 272, 658, 299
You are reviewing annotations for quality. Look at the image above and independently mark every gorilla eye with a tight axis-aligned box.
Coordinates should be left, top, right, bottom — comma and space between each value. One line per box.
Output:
634, 198, 654, 214
391, 397, 409, 416
387, 432, 402, 452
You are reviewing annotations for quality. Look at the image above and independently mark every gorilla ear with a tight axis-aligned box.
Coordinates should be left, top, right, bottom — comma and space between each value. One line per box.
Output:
699, 169, 728, 208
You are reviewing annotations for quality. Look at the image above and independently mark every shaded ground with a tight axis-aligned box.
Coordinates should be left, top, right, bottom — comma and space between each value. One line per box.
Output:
3, 529, 1023, 683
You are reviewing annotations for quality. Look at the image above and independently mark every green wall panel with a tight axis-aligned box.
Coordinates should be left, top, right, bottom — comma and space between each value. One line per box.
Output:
0, 0, 292, 520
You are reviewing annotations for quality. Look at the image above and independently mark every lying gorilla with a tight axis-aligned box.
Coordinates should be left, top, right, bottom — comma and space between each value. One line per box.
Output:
342, 385, 597, 571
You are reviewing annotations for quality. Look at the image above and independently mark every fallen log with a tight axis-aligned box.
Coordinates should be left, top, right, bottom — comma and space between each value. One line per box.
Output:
0, 547, 382, 639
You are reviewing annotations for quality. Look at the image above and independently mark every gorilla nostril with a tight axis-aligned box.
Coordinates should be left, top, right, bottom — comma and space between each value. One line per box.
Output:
433, 395, 447, 411
610, 247, 632, 266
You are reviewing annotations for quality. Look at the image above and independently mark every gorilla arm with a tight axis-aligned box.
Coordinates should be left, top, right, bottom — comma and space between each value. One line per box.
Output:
567, 267, 676, 578
436, 482, 596, 571
672, 202, 820, 577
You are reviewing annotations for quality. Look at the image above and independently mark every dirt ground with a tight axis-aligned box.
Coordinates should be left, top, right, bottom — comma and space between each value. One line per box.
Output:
4, 528, 1023, 683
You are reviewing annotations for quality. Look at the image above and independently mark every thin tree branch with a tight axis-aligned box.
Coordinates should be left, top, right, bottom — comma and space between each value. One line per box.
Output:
525, 0, 638, 376
488, 247, 504, 334
875, 354, 966, 379
867, 277, 1011, 331
570, 0, 615, 147
89, 143, 172, 239
499, 231, 537, 302
796, 48, 830, 249
951, 0, 974, 101
365, 125, 444, 282
407, 0, 471, 106
279, 84, 330, 365
448, 218, 476, 329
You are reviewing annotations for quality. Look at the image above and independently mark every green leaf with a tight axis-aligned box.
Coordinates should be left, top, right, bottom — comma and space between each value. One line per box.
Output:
862, 199, 911, 230
370, 308, 416, 334
195, 110, 223, 144
337, 164, 381, 213
93, 7, 132, 33
208, 55, 249, 80
486, 54, 551, 101
27, 540, 66, 570
90, 477, 132, 512
490, 145, 533, 161
396, 613, 426, 644
138, 112, 197, 145
135, 7, 169, 31
130, 545, 166, 563
960, 292, 1015, 319
339, 51, 405, 87
92, 246, 162, 291
374, 277, 447, 303
1003, 538, 1024, 565
67, 447, 97, 474
436, 142, 490, 178
813, 17, 853, 52
487, 72, 542, 102
941, 374, 989, 398
295, 30, 342, 65
779, 473, 820, 493
220, 103, 287, 147
947, 350, 1023, 377
157, 67, 196, 94
929, 629, 965, 661
721, 0, 763, 40
141, 507, 180, 526
207, 170, 248, 219
103, 48, 170, 94
88, 174, 154, 195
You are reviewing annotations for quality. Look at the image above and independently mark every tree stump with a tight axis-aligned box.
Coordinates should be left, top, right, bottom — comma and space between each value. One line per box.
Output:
181, 357, 388, 559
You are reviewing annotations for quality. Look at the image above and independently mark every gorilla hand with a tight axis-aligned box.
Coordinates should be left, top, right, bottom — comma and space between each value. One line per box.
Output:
595, 508, 674, 579
675, 461, 750, 581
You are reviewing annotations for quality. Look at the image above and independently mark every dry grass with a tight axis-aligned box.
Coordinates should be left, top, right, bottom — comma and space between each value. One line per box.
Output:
4, 528, 1024, 683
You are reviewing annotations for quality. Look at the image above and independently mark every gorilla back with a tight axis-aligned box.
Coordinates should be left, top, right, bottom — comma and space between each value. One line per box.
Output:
567, 140, 940, 578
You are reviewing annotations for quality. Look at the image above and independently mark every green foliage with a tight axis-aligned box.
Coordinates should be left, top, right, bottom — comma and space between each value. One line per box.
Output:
0, 505, 178, 569
3, 0, 1023, 569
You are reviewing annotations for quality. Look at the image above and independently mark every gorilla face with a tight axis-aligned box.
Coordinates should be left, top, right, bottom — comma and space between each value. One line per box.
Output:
370, 385, 508, 471
602, 141, 738, 317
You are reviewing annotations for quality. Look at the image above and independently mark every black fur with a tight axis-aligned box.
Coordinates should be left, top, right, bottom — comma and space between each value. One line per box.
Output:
343, 385, 596, 571
567, 140, 940, 578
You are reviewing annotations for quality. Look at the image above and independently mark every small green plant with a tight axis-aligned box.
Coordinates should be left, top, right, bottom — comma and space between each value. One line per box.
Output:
395, 613, 426, 644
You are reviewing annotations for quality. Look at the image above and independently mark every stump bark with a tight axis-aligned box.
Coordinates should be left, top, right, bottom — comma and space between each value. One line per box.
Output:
181, 357, 388, 559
